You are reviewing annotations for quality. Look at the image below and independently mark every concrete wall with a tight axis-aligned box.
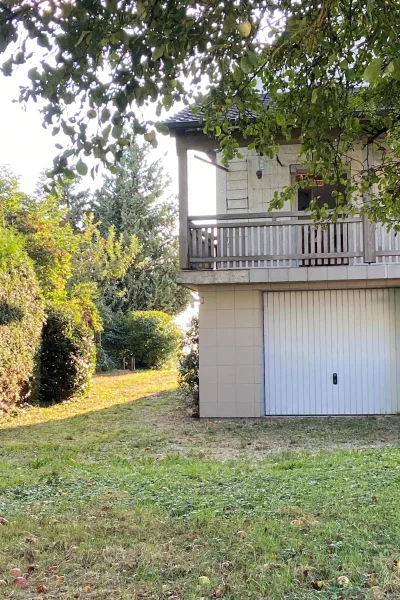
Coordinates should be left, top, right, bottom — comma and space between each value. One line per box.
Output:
198, 286, 264, 417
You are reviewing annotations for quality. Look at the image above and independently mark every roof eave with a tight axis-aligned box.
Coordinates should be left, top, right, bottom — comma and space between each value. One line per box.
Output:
165, 121, 203, 132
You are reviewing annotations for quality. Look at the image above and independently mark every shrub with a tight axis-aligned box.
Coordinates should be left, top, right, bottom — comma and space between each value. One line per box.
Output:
105, 310, 182, 369
40, 305, 96, 404
95, 344, 118, 372
0, 228, 44, 413
178, 316, 199, 416
100, 311, 129, 369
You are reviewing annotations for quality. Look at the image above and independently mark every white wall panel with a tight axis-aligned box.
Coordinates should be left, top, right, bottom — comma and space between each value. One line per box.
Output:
264, 289, 400, 415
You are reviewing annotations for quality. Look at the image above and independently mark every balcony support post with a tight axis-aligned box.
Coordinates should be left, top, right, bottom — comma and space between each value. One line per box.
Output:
362, 144, 377, 264
362, 212, 376, 264
177, 139, 189, 270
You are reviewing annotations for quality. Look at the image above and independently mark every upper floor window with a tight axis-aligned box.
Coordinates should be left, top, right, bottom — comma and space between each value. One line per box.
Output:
292, 167, 347, 211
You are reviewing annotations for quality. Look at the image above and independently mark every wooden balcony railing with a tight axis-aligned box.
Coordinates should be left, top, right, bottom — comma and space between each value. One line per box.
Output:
187, 212, 400, 270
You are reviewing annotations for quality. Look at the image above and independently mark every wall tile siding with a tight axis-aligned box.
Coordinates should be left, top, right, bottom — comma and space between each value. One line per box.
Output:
198, 286, 264, 418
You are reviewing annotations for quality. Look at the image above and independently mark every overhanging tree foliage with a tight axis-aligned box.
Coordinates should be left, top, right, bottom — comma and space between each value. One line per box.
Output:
2, 1, 400, 221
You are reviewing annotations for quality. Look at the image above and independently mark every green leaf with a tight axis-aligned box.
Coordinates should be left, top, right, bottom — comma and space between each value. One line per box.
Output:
112, 124, 123, 139
240, 55, 252, 74
311, 89, 318, 104
386, 58, 400, 80
75, 31, 90, 47
363, 58, 383, 83
102, 124, 111, 142
276, 113, 286, 128
76, 160, 88, 176
2, 58, 12, 76
222, 12, 236, 33
27, 67, 40, 80
144, 80, 159, 101
115, 92, 128, 112
155, 123, 169, 135
366, 0, 374, 15
152, 45, 165, 61
247, 51, 259, 68
101, 107, 111, 123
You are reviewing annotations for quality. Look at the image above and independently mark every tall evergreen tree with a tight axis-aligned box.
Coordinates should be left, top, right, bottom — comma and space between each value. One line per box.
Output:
93, 143, 189, 316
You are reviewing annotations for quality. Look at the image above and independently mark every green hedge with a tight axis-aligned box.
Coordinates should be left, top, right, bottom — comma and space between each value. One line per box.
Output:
39, 306, 96, 404
0, 229, 44, 413
104, 310, 182, 369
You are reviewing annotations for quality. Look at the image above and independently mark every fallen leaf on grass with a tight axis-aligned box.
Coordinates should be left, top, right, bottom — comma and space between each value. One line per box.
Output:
28, 565, 39, 572
13, 577, 29, 589
215, 587, 224, 597
48, 565, 58, 572
0, 580, 6, 585
26, 536, 38, 543
9, 568, 21, 576
370, 586, 385, 600
35, 585, 48, 594
291, 519, 302, 527
0, 516, 8, 525
237, 530, 247, 537
84, 585, 91, 592
367, 575, 379, 587
311, 580, 324, 590
263, 563, 284, 571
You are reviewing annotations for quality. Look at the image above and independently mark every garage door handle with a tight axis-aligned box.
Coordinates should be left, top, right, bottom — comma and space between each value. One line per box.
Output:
333, 373, 337, 385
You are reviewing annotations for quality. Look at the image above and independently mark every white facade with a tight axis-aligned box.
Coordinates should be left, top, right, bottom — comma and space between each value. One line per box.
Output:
184, 140, 400, 417
215, 144, 366, 216
198, 283, 400, 417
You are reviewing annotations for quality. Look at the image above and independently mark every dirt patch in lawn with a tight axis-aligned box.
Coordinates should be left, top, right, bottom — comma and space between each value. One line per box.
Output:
137, 390, 400, 460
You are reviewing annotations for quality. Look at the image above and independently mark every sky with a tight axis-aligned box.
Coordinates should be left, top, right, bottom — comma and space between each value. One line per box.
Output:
0, 70, 216, 216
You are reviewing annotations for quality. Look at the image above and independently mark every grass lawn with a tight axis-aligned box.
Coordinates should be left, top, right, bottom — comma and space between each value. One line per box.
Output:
1, 370, 400, 599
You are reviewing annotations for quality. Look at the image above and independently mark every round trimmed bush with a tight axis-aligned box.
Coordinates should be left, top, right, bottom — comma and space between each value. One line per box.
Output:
39, 306, 96, 404
0, 228, 44, 413
123, 310, 182, 368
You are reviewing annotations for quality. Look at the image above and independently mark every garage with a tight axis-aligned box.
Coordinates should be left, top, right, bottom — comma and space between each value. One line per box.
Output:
264, 289, 400, 415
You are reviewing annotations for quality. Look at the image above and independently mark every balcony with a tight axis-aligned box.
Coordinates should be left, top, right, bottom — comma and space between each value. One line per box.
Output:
186, 211, 400, 271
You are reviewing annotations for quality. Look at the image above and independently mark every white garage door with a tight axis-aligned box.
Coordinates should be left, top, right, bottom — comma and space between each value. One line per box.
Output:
264, 289, 400, 415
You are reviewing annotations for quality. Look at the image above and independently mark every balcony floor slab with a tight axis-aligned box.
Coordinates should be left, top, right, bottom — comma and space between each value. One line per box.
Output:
177, 265, 400, 288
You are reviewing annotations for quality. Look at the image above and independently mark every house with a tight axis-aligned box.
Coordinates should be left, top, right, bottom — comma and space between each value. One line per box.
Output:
166, 99, 400, 417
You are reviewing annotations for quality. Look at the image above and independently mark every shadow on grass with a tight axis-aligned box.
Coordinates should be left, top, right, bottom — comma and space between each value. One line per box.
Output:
1, 366, 400, 456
